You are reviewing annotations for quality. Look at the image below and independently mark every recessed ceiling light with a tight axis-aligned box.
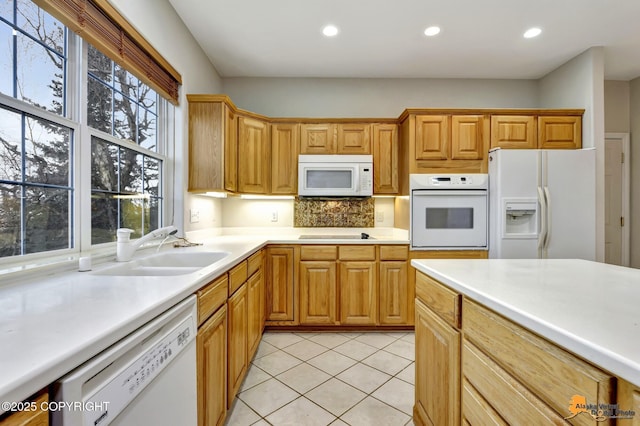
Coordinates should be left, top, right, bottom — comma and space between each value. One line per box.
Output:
322, 25, 339, 37
424, 26, 441, 37
523, 27, 542, 38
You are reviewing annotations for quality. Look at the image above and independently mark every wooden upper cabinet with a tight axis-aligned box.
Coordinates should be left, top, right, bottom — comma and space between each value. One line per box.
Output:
415, 115, 449, 160
538, 116, 582, 149
271, 123, 299, 194
490, 115, 537, 149
372, 123, 399, 194
188, 98, 233, 192
237, 116, 270, 194
300, 123, 337, 154
337, 123, 371, 154
224, 107, 238, 192
451, 115, 488, 160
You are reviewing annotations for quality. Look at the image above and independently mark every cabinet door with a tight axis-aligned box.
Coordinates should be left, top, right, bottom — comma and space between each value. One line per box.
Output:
247, 270, 263, 360
451, 115, 487, 160
224, 106, 238, 192
379, 261, 408, 325
238, 116, 270, 193
300, 261, 337, 324
415, 115, 449, 160
415, 299, 461, 426
372, 123, 399, 194
197, 305, 227, 426
0, 390, 48, 426
490, 115, 536, 149
538, 116, 582, 149
339, 261, 377, 325
265, 247, 296, 322
617, 379, 640, 426
337, 123, 371, 154
271, 123, 299, 194
300, 123, 336, 154
188, 100, 225, 192
227, 283, 247, 408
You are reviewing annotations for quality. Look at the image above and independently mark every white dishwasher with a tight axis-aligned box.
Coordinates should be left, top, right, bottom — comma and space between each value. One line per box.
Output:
52, 295, 197, 426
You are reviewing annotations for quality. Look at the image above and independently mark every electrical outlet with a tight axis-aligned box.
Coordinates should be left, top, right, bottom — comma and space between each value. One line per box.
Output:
271, 211, 278, 222
190, 209, 200, 223
376, 211, 385, 222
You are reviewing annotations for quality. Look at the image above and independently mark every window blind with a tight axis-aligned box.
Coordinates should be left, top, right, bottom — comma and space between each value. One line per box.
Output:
33, 0, 182, 104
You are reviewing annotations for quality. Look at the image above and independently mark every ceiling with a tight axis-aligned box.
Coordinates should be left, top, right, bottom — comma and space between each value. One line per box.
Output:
168, 0, 640, 81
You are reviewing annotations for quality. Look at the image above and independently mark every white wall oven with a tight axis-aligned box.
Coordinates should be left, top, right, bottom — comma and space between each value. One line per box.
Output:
410, 174, 489, 250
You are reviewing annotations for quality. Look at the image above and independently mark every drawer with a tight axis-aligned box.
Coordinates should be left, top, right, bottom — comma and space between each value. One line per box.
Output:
463, 340, 568, 425
415, 272, 460, 328
463, 299, 615, 423
462, 378, 508, 426
197, 275, 228, 325
339, 245, 376, 260
229, 260, 248, 295
380, 245, 408, 260
247, 250, 263, 277
300, 245, 338, 260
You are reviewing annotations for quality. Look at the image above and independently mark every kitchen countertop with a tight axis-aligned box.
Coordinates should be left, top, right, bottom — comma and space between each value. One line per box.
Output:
0, 229, 409, 411
411, 258, 640, 388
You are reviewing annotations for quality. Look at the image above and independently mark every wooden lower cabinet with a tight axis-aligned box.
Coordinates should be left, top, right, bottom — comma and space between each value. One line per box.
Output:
414, 298, 461, 426
0, 390, 48, 426
299, 261, 337, 325
247, 270, 263, 359
339, 261, 377, 325
227, 283, 248, 408
197, 305, 227, 426
617, 380, 640, 426
414, 270, 620, 426
379, 261, 408, 324
265, 246, 297, 323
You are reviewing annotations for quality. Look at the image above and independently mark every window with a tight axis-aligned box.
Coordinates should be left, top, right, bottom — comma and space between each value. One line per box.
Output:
87, 46, 164, 244
0, 0, 67, 115
0, 1, 173, 261
0, 105, 73, 256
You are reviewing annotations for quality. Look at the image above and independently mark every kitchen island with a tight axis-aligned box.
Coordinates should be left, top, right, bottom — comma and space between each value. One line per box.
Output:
411, 258, 640, 425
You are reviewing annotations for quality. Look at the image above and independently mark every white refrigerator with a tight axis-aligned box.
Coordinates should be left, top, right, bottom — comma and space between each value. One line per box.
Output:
488, 148, 596, 260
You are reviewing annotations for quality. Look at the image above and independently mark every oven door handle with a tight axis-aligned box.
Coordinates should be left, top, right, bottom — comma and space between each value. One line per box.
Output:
412, 190, 487, 197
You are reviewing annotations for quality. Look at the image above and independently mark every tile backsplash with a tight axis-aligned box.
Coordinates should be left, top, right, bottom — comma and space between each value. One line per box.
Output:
294, 197, 374, 227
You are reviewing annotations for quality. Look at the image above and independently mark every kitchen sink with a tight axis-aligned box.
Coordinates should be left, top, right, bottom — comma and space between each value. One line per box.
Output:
92, 251, 230, 276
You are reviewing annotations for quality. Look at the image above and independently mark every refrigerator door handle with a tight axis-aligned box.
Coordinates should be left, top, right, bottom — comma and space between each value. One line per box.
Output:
537, 186, 547, 250
543, 186, 552, 249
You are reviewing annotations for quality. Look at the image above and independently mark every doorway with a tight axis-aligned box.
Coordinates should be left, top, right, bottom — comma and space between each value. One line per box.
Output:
604, 133, 630, 266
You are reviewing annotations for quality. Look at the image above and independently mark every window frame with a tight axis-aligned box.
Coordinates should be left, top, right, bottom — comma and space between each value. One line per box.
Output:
0, 7, 175, 270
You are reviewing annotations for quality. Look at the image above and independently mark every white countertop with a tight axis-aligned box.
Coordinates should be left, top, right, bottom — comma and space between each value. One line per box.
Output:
411, 258, 640, 387
0, 229, 409, 410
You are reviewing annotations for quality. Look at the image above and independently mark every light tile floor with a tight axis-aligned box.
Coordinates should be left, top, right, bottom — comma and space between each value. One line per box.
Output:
226, 332, 415, 426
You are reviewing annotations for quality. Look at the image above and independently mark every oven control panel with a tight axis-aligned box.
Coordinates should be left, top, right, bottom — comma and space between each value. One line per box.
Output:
410, 174, 488, 190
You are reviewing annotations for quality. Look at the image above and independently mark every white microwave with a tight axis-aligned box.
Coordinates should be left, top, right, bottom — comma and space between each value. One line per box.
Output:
298, 155, 373, 197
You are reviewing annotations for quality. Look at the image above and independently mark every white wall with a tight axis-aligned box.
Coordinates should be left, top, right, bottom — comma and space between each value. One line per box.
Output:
222, 78, 539, 117
108, 0, 223, 234
630, 78, 640, 268
538, 47, 605, 262
604, 81, 631, 133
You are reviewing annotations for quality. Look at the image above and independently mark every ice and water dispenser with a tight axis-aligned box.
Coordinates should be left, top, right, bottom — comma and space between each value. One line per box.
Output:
502, 199, 537, 237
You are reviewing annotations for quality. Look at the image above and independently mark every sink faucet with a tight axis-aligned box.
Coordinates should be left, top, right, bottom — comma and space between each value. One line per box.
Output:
116, 226, 178, 262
